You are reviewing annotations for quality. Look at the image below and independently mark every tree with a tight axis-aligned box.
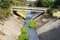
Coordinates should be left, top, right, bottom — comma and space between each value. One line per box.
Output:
0, 0, 11, 9
51, 0, 60, 8
35, 0, 55, 7
46, 0, 60, 17
35, 0, 42, 7
42, 0, 55, 7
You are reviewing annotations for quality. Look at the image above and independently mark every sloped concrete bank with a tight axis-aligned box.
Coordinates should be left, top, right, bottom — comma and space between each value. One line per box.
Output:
37, 19, 60, 40
0, 15, 24, 40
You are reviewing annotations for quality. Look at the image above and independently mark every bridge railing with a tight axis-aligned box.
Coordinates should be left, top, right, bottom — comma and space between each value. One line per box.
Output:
11, 6, 47, 11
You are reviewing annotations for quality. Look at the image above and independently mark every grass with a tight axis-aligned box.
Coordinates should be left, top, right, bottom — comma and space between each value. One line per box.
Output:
18, 33, 29, 40
0, 8, 11, 20
17, 17, 25, 22
18, 27, 29, 40
29, 20, 36, 29
17, 10, 26, 16
21, 27, 27, 33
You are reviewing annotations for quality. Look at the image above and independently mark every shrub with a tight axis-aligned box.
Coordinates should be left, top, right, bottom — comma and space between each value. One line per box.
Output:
0, 9, 5, 19
5, 8, 11, 18
29, 20, 36, 29
18, 27, 29, 40
21, 27, 27, 33
46, 7, 58, 18
17, 17, 22, 20
16, 1, 21, 6
18, 33, 29, 40
1, 0, 11, 9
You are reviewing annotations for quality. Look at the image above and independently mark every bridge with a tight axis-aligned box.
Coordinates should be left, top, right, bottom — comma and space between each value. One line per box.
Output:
11, 6, 47, 20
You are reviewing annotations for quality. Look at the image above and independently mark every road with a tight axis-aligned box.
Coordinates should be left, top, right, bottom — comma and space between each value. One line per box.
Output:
23, 10, 39, 40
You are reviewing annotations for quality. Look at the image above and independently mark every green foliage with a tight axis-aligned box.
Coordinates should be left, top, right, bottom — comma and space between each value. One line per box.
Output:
18, 33, 29, 40
16, 1, 21, 6
0, 8, 11, 20
18, 27, 29, 40
0, 0, 12, 20
46, 8, 53, 13
34, 0, 42, 7
44, 0, 60, 17
0, 0, 11, 9
46, 7, 58, 17
0, 9, 5, 19
5, 8, 11, 18
46, 8, 54, 17
29, 20, 36, 29
34, 0, 60, 8
34, 0, 56, 7
17, 17, 22, 20
51, 0, 60, 8
21, 27, 27, 33
42, 0, 55, 7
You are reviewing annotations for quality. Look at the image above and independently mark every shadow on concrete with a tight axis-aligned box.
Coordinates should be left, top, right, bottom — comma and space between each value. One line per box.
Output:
38, 25, 60, 40
13, 10, 25, 20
